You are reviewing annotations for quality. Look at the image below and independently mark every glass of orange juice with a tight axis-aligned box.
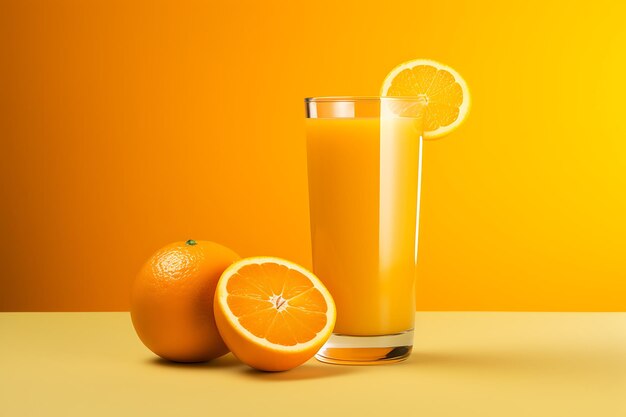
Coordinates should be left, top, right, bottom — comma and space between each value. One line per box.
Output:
305, 96, 425, 365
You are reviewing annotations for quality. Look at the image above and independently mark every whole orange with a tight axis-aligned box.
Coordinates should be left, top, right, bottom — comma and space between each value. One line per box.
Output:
131, 240, 239, 362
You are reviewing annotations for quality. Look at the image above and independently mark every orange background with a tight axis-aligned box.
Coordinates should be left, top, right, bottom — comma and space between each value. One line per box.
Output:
1, 0, 625, 311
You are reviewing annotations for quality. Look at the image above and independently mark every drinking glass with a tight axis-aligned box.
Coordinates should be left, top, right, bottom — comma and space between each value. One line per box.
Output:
305, 96, 425, 364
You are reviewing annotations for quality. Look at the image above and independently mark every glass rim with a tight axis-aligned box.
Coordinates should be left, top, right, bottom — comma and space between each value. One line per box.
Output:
304, 96, 425, 103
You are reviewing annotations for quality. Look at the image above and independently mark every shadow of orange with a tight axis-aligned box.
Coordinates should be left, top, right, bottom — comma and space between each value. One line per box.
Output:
240, 360, 359, 381
147, 353, 245, 370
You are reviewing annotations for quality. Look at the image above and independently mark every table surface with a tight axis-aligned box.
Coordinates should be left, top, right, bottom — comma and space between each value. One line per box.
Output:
1, 312, 625, 417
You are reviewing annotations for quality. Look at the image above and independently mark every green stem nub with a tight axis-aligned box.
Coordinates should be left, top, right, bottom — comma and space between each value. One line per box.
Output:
185, 239, 197, 246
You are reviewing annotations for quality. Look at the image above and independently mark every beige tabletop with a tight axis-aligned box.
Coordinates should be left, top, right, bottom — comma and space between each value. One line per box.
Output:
1, 312, 625, 417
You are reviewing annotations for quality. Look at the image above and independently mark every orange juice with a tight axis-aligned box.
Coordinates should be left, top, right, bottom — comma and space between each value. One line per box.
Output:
306, 116, 421, 335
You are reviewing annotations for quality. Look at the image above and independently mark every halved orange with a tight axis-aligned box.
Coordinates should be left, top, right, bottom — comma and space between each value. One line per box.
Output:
213, 257, 336, 371
381, 59, 470, 139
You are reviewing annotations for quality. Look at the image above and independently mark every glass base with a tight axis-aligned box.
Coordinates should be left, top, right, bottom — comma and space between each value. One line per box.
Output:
315, 330, 413, 365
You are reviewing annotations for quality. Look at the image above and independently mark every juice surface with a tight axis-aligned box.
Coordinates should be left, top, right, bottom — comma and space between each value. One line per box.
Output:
306, 117, 421, 335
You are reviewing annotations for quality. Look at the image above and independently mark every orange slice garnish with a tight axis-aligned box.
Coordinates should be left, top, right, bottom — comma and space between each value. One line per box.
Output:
381, 59, 470, 139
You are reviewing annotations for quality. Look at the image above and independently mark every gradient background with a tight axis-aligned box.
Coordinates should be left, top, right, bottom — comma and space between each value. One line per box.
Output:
1, 0, 625, 311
